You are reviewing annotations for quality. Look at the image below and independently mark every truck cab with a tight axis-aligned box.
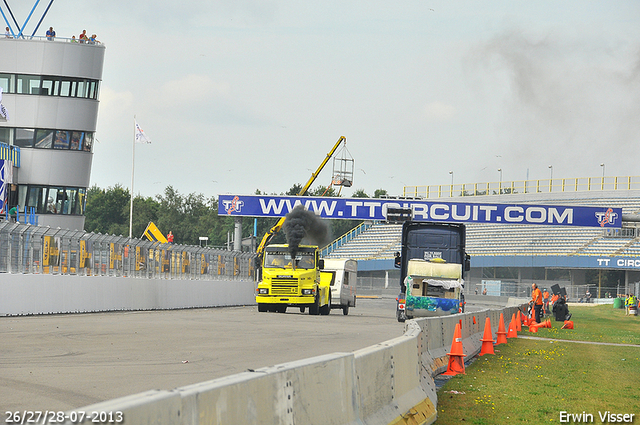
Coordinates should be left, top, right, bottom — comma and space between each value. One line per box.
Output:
396, 221, 469, 322
256, 244, 330, 315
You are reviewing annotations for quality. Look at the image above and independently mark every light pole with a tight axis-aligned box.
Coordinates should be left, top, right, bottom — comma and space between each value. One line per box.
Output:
449, 171, 453, 197
498, 168, 502, 194
548, 165, 553, 192
601, 163, 605, 190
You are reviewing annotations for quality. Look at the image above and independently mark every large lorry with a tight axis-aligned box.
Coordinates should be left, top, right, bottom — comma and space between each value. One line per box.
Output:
395, 220, 470, 322
256, 244, 331, 315
321, 258, 357, 315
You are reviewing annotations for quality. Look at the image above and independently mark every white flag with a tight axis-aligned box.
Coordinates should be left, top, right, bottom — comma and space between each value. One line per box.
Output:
134, 120, 151, 144
0, 87, 8, 121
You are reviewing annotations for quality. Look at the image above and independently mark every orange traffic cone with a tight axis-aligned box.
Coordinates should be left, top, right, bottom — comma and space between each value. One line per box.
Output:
479, 317, 495, 356
541, 319, 552, 329
496, 313, 508, 345
507, 313, 518, 338
561, 320, 574, 329
442, 323, 466, 375
516, 310, 522, 331
521, 313, 529, 327
528, 322, 539, 333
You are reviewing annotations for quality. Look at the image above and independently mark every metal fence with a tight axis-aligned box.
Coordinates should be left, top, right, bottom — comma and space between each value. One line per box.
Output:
0, 221, 257, 280
403, 175, 640, 199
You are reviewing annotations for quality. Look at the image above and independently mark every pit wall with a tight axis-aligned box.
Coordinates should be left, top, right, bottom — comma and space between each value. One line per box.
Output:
0, 274, 256, 316
65, 305, 523, 425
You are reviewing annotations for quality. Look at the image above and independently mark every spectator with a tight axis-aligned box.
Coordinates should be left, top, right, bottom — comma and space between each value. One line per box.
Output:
394, 252, 401, 268
482, 287, 487, 295
8, 206, 17, 222
79, 30, 87, 43
167, 231, 174, 244
5, 27, 11, 38
71, 35, 78, 43
46, 26, 55, 41
47, 197, 56, 213
89, 34, 99, 44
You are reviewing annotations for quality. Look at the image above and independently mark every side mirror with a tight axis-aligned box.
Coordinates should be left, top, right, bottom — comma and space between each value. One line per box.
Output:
465, 254, 471, 272
318, 259, 324, 270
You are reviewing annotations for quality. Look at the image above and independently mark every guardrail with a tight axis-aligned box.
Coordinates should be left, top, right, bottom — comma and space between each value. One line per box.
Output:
63, 303, 524, 425
403, 175, 640, 199
320, 221, 371, 257
0, 221, 256, 280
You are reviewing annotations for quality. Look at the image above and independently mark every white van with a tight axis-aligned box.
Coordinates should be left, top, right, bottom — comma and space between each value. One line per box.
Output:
321, 258, 357, 315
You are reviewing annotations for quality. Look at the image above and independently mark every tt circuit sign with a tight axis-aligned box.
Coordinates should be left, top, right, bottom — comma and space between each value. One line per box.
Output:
218, 195, 621, 228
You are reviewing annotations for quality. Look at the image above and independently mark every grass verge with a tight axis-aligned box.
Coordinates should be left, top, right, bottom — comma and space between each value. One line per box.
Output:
435, 305, 640, 424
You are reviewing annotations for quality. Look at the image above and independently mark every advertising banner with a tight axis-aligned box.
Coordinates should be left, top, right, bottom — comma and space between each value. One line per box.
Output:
218, 194, 622, 228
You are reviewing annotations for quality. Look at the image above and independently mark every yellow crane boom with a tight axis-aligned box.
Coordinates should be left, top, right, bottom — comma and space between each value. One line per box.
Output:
255, 136, 347, 255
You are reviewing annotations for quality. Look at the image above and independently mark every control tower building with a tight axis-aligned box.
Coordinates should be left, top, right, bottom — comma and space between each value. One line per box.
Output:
0, 27, 105, 230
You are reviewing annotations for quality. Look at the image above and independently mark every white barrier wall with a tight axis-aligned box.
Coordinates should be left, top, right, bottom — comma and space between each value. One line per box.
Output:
63, 305, 524, 425
0, 274, 256, 316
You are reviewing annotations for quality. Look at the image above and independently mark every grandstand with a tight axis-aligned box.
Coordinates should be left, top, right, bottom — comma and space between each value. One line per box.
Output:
324, 179, 640, 298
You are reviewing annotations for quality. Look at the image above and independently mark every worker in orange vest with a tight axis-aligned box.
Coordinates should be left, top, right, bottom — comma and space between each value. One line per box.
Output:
531, 283, 544, 323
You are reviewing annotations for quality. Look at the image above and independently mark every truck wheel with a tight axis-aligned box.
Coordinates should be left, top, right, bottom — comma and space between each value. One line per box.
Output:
277, 305, 287, 313
299, 307, 306, 313
309, 296, 320, 315
342, 305, 349, 315
397, 309, 406, 322
258, 304, 267, 313
320, 295, 331, 315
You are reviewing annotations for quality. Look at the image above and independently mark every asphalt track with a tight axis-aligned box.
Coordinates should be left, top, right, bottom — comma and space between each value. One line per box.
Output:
1, 297, 405, 413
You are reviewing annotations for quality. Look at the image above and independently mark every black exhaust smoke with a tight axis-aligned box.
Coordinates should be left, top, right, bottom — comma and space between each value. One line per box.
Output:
283, 205, 331, 258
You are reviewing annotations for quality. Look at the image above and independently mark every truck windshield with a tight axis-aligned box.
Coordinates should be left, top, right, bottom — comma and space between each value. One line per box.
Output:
264, 251, 315, 269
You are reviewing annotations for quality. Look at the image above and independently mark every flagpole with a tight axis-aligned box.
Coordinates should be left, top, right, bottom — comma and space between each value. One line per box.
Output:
129, 116, 135, 239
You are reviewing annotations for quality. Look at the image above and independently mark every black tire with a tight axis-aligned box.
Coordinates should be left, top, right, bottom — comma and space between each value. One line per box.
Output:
342, 305, 349, 315
258, 304, 267, 313
320, 295, 331, 315
299, 307, 306, 313
277, 305, 287, 313
397, 309, 406, 322
309, 296, 320, 315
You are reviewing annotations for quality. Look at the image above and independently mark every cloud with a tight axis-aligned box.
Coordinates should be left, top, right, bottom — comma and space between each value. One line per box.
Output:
422, 101, 456, 121
157, 74, 230, 106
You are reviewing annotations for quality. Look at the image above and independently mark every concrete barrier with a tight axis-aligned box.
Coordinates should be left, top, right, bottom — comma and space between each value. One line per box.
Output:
0, 274, 256, 316
63, 303, 526, 425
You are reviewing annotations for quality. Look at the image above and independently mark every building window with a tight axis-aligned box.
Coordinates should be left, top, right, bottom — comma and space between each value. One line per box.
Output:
70, 131, 83, 150
35, 129, 54, 148
53, 130, 70, 149
16, 75, 41, 95
0, 128, 12, 145
0, 73, 14, 93
12, 127, 93, 152
20, 184, 87, 215
15, 128, 35, 148
1, 73, 99, 99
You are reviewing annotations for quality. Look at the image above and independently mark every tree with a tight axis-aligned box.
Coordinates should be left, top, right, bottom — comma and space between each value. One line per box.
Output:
84, 184, 130, 236
352, 189, 369, 198
373, 188, 388, 198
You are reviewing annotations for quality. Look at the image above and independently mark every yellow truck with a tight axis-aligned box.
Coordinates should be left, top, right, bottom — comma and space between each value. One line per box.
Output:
256, 244, 331, 315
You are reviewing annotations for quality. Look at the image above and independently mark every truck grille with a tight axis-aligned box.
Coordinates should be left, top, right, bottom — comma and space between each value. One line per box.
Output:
271, 277, 298, 295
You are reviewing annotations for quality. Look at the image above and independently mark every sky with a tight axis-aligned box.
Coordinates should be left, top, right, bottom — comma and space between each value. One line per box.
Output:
8, 1, 640, 199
